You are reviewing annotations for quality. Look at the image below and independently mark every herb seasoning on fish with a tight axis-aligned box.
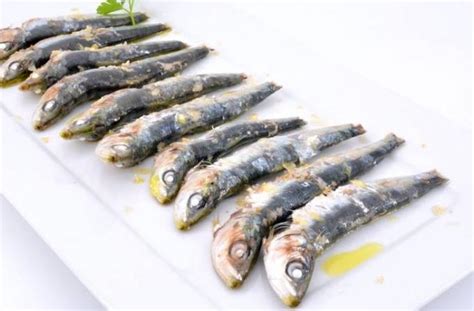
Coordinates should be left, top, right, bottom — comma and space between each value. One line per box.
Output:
60, 73, 247, 141
0, 23, 168, 83
20, 41, 187, 93
264, 170, 447, 307
211, 134, 404, 288
33, 46, 209, 130
174, 124, 365, 230
150, 117, 306, 203
96, 82, 281, 168
0, 12, 148, 59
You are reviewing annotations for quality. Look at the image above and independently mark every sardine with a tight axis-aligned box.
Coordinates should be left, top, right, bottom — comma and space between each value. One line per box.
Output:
33, 46, 209, 130
0, 13, 148, 59
264, 170, 447, 307
60, 73, 247, 141
20, 41, 187, 93
0, 23, 168, 83
95, 82, 281, 168
150, 117, 306, 204
174, 124, 366, 231
211, 134, 404, 288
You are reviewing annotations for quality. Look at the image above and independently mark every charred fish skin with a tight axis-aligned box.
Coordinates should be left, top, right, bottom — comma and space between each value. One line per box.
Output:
263, 170, 447, 307
174, 124, 365, 231
150, 117, 306, 204
211, 134, 404, 288
60, 73, 247, 141
0, 23, 169, 83
20, 41, 187, 93
33, 46, 209, 130
95, 82, 281, 168
0, 12, 148, 59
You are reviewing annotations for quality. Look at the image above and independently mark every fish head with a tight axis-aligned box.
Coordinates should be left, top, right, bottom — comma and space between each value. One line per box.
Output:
32, 82, 70, 130
173, 167, 220, 230
211, 211, 263, 288
149, 143, 192, 204
95, 132, 136, 168
264, 227, 315, 307
0, 27, 23, 59
60, 112, 106, 141
19, 71, 47, 93
0, 50, 29, 82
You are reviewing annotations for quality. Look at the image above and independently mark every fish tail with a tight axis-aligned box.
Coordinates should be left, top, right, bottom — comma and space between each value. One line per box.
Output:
157, 45, 210, 65
115, 23, 170, 41
274, 117, 306, 132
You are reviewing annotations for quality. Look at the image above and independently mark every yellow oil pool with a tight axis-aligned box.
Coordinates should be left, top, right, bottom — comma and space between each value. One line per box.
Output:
322, 242, 383, 277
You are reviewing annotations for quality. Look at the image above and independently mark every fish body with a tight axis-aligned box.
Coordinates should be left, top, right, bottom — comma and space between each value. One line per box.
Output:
60, 73, 246, 141
0, 13, 148, 59
96, 82, 281, 168
150, 117, 306, 204
211, 134, 404, 288
0, 23, 168, 83
33, 46, 209, 130
20, 41, 187, 93
174, 124, 366, 230
263, 170, 447, 307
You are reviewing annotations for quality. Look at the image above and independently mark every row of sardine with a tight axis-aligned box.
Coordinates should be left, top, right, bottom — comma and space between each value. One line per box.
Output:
1, 13, 448, 309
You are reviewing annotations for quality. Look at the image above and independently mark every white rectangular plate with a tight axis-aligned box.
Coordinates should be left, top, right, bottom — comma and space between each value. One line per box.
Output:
1, 1, 472, 309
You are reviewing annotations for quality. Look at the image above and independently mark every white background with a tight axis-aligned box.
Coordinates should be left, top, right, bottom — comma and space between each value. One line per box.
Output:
1, 1, 472, 309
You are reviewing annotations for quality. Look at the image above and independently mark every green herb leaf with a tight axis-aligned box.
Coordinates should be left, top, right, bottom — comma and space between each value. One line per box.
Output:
96, 0, 124, 15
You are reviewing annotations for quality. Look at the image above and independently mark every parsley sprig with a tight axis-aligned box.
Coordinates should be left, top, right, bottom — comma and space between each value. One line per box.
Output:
97, 0, 138, 25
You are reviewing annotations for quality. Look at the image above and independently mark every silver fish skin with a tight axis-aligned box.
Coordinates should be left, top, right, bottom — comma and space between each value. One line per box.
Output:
150, 117, 306, 204
0, 23, 168, 83
33, 46, 209, 130
0, 13, 148, 59
96, 82, 281, 168
174, 124, 366, 231
263, 170, 447, 307
211, 133, 404, 288
20, 41, 187, 93
60, 73, 246, 141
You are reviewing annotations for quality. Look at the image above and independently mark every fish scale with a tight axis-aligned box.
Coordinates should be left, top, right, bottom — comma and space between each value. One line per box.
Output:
263, 170, 447, 307
95, 82, 281, 168
60, 73, 247, 141
0, 23, 168, 83
0, 12, 148, 59
150, 117, 306, 203
210, 134, 404, 289
33, 46, 210, 130
20, 41, 187, 93
174, 124, 365, 231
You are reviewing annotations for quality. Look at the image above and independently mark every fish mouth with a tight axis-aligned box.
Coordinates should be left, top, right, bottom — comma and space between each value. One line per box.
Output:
281, 295, 302, 308
59, 129, 73, 139
149, 173, 173, 204
224, 275, 243, 289
19, 75, 45, 92
212, 259, 245, 288
174, 217, 191, 231
32, 117, 49, 131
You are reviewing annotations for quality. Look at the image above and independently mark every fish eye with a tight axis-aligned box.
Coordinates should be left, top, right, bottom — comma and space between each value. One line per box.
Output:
188, 193, 205, 210
0, 42, 12, 51
229, 241, 249, 260
112, 144, 130, 154
8, 61, 21, 71
73, 119, 86, 127
286, 260, 307, 281
162, 170, 176, 186
42, 100, 57, 112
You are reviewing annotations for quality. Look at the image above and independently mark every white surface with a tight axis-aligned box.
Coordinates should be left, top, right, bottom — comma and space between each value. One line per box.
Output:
0, 1, 468, 305
1, 195, 104, 310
